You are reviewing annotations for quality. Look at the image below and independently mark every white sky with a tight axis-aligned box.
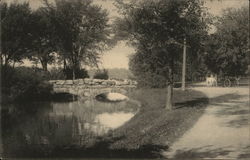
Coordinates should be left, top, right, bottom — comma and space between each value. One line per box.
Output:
3, 0, 249, 69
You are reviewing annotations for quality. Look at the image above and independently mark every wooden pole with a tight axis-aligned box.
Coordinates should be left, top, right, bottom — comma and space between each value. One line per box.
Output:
181, 37, 187, 91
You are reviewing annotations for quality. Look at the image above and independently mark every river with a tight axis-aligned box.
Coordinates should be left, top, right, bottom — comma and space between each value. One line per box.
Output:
1, 96, 140, 157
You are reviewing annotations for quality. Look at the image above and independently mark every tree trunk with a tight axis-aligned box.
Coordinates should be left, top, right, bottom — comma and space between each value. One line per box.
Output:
3, 55, 10, 67
0, 54, 3, 67
12, 61, 16, 68
166, 67, 173, 110
72, 66, 75, 80
63, 58, 67, 70
40, 59, 48, 71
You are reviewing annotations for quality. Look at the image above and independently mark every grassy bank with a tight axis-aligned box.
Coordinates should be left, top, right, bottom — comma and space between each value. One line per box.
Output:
110, 88, 208, 149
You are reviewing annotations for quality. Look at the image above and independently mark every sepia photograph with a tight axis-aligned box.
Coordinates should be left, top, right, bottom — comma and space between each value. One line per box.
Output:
0, 0, 249, 159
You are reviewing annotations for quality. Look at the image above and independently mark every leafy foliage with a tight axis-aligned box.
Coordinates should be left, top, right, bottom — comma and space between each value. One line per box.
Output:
48, 67, 66, 80
93, 69, 109, 80
63, 67, 89, 80
204, 6, 249, 77
44, 0, 112, 78
28, 7, 59, 71
1, 2, 32, 65
115, 0, 211, 87
1, 66, 52, 103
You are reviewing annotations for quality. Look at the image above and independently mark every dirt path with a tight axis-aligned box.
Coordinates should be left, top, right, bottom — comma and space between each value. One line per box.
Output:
162, 87, 250, 159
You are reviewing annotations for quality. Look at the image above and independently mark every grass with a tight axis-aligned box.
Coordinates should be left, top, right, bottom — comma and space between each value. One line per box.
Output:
107, 89, 209, 154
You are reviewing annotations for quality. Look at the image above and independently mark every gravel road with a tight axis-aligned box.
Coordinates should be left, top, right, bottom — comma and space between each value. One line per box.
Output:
163, 87, 250, 159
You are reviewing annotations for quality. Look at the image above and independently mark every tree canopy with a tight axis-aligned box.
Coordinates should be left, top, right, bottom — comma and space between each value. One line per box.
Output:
44, 0, 112, 78
28, 7, 58, 71
1, 2, 32, 66
205, 6, 249, 77
1, 0, 113, 77
114, 0, 211, 109
114, 0, 210, 86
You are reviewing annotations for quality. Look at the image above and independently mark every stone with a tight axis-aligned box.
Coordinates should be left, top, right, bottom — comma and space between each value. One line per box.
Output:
102, 81, 108, 85
107, 80, 116, 86
93, 79, 103, 84
83, 91, 91, 97
73, 79, 79, 85
115, 81, 122, 86
64, 80, 73, 85
56, 80, 65, 85
48, 80, 57, 84
84, 78, 92, 84
78, 79, 85, 85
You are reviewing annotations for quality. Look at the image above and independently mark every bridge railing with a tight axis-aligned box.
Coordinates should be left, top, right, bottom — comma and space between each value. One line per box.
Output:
48, 78, 137, 87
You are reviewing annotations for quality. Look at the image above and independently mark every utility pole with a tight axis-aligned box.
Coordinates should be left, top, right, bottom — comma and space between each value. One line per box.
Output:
181, 37, 187, 91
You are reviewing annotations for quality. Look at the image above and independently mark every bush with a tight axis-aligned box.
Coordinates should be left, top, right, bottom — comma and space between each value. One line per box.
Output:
49, 67, 66, 80
134, 72, 167, 88
63, 67, 89, 80
1, 66, 53, 103
93, 69, 109, 80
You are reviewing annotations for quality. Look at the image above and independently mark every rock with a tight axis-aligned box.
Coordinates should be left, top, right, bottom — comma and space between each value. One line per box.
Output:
64, 80, 73, 85
93, 79, 103, 84
73, 79, 79, 85
115, 81, 123, 86
83, 91, 91, 97
84, 78, 92, 84
107, 80, 116, 85
48, 80, 57, 84
56, 80, 65, 85
78, 79, 85, 85
102, 81, 108, 85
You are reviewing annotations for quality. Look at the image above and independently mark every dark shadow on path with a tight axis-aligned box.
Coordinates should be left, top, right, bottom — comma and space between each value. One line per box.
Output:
166, 93, 249, 159
208, 94, 249, 128
174, 97, 208, 109
238, 145, 250, 158
172, 146, 232, 159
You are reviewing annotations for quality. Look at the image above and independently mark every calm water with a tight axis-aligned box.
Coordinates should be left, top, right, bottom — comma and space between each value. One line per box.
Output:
1, 97, 140, 157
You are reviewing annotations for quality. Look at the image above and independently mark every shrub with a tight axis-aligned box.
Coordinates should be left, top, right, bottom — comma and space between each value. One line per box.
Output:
1, 66, 53, 103
93, 69, 109, 80
63, 67, 89, 80
49, 67, 66, 80
134, 72, 167, 88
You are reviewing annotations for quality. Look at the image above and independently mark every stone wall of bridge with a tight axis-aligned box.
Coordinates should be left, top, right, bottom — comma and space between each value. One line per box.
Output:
48, 79, 137, 99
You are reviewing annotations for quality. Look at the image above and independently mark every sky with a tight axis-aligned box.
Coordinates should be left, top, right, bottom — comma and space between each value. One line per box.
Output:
3, 0, 249, 69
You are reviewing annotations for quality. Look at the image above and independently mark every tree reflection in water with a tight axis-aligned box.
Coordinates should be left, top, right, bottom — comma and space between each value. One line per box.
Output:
2, 98, 139, 157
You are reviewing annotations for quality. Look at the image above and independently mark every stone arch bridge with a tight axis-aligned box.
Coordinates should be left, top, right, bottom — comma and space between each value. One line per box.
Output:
48, 79, 137, 99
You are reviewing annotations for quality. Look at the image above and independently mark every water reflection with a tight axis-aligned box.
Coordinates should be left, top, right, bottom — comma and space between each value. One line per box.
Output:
2, 97, 140, 157
95, 112, 135, 129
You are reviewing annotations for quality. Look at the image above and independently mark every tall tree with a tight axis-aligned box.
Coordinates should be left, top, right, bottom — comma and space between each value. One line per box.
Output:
28, 7, 58, 71
44, 0, 112, 79
205, 6, 249, 77
114, 0, 210, 110
1, 2, 32, 66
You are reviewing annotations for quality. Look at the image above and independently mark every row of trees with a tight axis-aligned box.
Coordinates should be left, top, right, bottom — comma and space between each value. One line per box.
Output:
1, 0, 113, 79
